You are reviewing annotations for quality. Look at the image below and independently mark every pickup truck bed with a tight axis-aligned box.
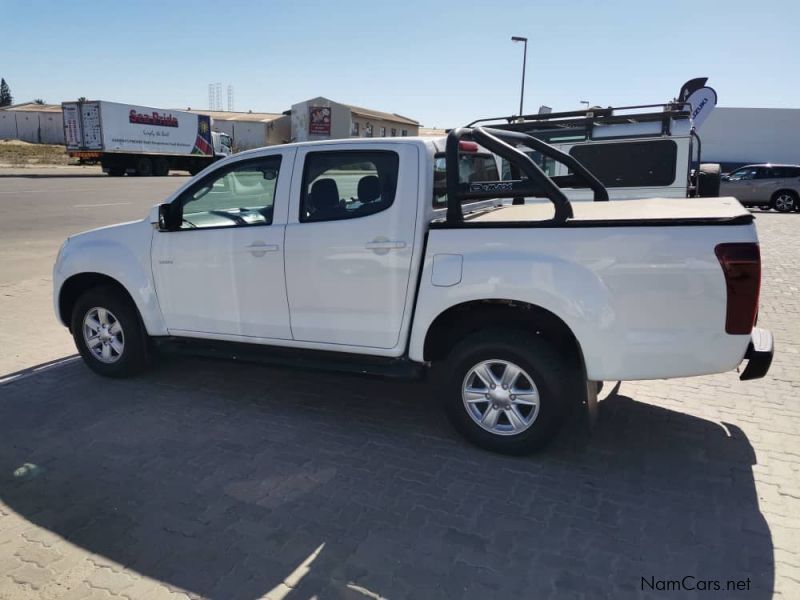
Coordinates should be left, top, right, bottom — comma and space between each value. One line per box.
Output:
462, 197, 751, 225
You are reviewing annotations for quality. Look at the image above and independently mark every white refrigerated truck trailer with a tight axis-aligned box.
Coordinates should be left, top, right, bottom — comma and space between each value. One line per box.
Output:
62, 100, 232, 176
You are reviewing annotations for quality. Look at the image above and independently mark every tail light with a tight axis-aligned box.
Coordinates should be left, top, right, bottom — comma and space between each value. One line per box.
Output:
458, 141, 479, 153
714, 243, 761, 334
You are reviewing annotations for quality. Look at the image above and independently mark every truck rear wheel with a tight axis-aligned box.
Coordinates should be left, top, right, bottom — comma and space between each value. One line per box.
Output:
772, 190, 797, 213
135, 157, 153, 177
439, 329, 577, 454
153, 157, 170, 177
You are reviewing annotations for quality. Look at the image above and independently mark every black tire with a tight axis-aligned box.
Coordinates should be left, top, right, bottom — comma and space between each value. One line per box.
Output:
107, 166, 125, 177
771, 190, 798, 213
153, 157, 170, 177
439, 329, 580, 455
188, 163, 204, 176
135, 157, 153, 177
70, 285, 149, 378
697, 163, 721, 198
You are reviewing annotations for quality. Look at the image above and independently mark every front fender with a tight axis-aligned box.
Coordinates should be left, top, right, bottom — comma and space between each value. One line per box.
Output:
53, 220, 167, 335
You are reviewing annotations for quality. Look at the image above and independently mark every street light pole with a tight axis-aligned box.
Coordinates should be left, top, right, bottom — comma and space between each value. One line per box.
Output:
511, 36, 528, 118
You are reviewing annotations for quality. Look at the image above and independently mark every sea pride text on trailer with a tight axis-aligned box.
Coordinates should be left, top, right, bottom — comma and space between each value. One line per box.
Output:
128, 110, 178, 128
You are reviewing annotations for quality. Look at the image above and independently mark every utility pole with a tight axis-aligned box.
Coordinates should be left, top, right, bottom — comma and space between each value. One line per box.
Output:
511, 36, 528, 117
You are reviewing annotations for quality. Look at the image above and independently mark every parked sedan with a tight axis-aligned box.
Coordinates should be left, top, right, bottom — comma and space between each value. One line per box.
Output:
720, 164, 800, 212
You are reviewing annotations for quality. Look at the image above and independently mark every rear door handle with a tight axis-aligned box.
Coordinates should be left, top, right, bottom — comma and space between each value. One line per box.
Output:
246, 242, 279, 257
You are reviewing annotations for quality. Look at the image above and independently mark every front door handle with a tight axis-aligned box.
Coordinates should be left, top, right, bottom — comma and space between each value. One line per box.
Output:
246, 242, 279, 257
365, 240, 407, 251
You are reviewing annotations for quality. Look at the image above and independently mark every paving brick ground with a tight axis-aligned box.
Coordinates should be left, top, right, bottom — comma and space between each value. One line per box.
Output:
0, 209, 798, 599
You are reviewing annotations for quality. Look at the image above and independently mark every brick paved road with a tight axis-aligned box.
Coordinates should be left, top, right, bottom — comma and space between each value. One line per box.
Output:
0, 209, 798, 599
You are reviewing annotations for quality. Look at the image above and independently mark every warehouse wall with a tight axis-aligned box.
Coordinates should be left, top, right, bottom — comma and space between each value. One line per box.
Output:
700, 107, 800, 166
0, 111, 17, 139
0, 110, 64, 144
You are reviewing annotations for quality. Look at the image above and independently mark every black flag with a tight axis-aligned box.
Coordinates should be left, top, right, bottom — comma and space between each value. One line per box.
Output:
678, 77, 709, 103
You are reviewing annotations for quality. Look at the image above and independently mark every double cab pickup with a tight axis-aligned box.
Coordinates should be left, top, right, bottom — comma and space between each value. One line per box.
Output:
54, 127, 773, 453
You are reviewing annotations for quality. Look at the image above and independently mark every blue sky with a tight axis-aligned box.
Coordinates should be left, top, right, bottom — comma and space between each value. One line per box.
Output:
4, 0, 798, 127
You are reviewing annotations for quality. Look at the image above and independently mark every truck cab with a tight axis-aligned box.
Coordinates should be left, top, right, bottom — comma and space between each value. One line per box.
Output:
212, 131, 233, 158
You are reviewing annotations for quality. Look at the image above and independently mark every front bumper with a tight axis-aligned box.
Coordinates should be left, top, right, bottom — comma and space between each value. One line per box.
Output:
740, 327, 774, 381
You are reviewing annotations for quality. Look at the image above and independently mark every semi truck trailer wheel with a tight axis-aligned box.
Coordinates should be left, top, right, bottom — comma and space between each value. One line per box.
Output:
153, 157, 170, 177
135, 157, 153, 177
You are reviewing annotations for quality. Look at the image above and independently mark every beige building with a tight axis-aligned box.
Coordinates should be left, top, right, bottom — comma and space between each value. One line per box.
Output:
290, 97, 419, 142
0, 102, 64, 144
183, 109, 290, 151
1, 98, 423, 150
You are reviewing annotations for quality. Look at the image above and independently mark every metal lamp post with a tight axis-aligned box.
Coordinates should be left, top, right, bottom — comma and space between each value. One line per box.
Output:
511, 36, 528, 118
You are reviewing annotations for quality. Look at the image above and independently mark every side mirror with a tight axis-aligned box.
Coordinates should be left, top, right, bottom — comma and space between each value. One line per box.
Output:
158, 203, 181, 231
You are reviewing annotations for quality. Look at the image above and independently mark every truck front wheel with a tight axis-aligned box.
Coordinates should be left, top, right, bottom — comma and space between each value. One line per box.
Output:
70, 285, 149, 378
440, 330, 577, 454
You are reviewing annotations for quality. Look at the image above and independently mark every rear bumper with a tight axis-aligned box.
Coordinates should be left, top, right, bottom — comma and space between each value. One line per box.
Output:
739, 327, 774, 381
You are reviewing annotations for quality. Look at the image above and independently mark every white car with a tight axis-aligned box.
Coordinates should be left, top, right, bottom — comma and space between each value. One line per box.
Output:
53, 128, 773, 454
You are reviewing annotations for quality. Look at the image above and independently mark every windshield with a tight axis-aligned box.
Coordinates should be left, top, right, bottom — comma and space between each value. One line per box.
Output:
433, 152, 500, 208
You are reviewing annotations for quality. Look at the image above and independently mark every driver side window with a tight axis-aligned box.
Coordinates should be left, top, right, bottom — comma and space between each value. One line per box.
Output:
178, 156, 282, 230
729, 167, 758, 182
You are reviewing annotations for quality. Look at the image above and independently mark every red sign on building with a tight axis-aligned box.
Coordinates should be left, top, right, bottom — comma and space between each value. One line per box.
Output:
309, 106, 331, 135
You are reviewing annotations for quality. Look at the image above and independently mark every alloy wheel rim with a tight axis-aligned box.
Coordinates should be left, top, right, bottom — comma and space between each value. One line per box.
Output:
82, 307, 124, 364
776, 194, 794, 211
462, 359, 540, 436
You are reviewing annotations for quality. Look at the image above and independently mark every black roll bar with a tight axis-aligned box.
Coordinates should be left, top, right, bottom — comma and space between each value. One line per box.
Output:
445, 126, 609, 225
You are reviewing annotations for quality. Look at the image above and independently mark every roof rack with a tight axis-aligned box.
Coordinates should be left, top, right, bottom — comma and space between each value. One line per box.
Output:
467, 102, 692, 138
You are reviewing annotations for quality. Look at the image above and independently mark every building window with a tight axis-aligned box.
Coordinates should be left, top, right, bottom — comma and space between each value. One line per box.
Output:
391, 128, 397, 137
351, 121, 359, 136
401, 130, 408, 137
365, 123, 373, 137
380, 127, 386, 137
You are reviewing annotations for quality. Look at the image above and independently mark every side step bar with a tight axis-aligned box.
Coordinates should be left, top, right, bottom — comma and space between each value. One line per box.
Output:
151, 337, 426, 380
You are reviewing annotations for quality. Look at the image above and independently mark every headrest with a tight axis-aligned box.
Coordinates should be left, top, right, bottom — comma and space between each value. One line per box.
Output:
357, 175, 381, 203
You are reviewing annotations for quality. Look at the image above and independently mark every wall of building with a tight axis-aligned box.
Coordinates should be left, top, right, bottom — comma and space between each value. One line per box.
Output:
700, 107, 800, 167
291, 97, 351, 142
0, 110, 64, 144
350, 116, 417, 138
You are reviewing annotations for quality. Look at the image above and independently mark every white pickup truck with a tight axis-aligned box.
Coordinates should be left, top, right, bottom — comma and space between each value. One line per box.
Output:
53, 127, 773, 454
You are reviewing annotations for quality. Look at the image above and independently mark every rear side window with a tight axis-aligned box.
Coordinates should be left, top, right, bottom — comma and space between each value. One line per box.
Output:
569, 140, 677, 187
300, 151, 399, 222
771, 166, 800, 178
433, 152, 500, 208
